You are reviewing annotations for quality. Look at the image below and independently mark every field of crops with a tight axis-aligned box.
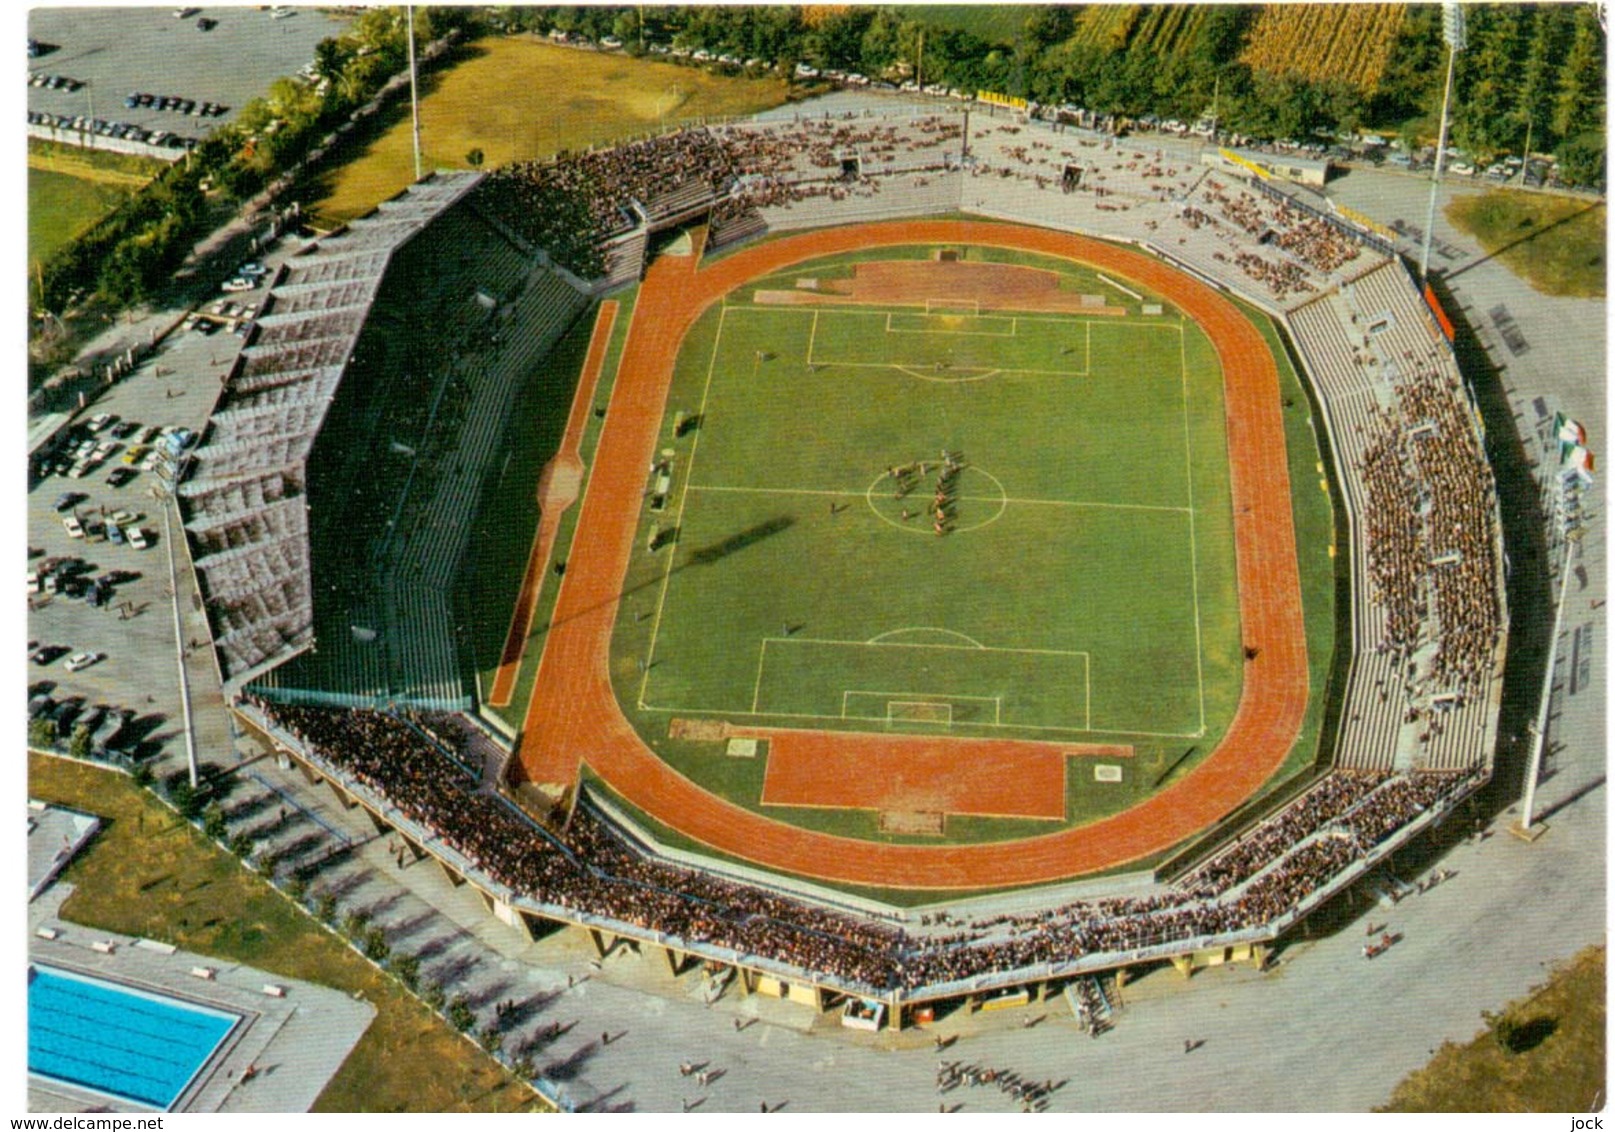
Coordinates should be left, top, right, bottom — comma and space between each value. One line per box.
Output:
1240, 3, 1405, 90
1068, 5, 1141, 53
1131, 4, 1209, 57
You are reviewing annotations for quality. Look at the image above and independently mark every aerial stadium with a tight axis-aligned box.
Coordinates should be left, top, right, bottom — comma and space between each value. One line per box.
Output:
197, 104, 1506, 1025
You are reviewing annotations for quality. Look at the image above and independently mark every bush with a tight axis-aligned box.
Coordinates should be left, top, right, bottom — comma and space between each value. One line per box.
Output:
130, 761, 155, 788
227, 831, 255, 858
342, 909, 372, 938
478, 1024, 503, 1055
202, 805, 229, 841
284, 874, 309, 904
422, 980, 447, 1011
165, 776, 205, 819
315, 891, 338, 924
28, 719, 59, 750
361, 925, 391, 963
391, 953, 420, 991
447, 994, 476, 1033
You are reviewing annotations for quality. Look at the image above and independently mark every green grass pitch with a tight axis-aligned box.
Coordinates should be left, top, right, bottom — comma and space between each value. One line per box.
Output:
612, 245, 1242, 751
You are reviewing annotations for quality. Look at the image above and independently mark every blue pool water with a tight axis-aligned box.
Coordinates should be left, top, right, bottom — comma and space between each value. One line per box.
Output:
28, 965, 240, 1110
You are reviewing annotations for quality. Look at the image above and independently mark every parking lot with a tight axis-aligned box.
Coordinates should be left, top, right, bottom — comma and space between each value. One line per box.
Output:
27, 7, 348, 152
25, 241, 292, 769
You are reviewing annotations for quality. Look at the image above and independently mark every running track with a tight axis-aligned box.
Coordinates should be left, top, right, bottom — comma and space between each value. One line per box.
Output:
489, 301, 618, 706
516, 220, 1308, 889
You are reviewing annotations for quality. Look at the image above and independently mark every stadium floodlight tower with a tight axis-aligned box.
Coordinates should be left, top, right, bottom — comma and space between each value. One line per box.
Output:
1420, 1, 1466, 283
407, 4, 422, 182
1514, 473, 1588, 840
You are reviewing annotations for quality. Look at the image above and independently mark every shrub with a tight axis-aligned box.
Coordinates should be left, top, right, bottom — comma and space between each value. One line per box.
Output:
447, 994, 476, 1033
422, 980, 447, 1011
202, 805, 229, 841
391, 953, 420, 991
315, 891, 338, 924
361, 925, 391, 963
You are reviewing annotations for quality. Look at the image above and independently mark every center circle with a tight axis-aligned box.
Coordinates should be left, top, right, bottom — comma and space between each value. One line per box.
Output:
864, 463, 1009, 535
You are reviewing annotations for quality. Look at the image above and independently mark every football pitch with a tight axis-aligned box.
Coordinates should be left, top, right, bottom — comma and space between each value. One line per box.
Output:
619, 246, 1241, 746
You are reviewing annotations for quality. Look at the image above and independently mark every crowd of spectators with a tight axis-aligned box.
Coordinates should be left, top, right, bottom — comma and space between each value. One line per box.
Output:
1232, 249, 1315, 299
476, 115, 965, 276
1352, 356, 1502, 704
1359, 406, 1428, 655
1270, 208, 1362, 274
244, 697, 1481, 996
1395, 364, 1503, 698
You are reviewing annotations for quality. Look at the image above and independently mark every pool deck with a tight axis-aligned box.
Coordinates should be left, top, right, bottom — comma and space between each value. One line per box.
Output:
27, 886, 375, 1113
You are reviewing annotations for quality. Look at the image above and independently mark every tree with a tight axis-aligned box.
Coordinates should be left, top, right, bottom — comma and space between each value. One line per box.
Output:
1556, 131, 1606, 188
68, 724, 93, 762
1552, 7, 1605, 146
28, 718, 57, 750
465, 147, 485, 168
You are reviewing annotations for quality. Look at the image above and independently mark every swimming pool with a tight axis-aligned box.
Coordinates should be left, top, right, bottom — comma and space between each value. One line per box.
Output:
28, 964, 241, 1110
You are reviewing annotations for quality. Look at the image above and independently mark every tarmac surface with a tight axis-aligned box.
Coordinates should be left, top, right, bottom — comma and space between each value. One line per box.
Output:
27, 7, 347, 146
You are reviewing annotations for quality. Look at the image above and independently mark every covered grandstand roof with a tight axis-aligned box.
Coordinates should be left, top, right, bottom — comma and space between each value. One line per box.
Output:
182, 171, 484, 688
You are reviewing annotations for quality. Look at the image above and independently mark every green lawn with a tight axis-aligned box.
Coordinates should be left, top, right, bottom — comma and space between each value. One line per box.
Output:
600, 244, 1250, 840
1447, 189, 1606, 298
1381, 945, 1605, 1111
28, 754, 540, 1113
309, 36, 791, 225
27, 142, 165, 285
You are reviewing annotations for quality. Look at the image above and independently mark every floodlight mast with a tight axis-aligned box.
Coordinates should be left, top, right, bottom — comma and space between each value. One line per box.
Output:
407, 5, 422, 183
1420, 2, 1466, 283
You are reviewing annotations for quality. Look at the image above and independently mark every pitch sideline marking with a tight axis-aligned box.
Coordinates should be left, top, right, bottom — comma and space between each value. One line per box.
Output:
640, 303, 728, 708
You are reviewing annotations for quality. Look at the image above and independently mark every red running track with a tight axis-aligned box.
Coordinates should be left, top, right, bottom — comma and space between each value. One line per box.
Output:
516, 220, 1308, 890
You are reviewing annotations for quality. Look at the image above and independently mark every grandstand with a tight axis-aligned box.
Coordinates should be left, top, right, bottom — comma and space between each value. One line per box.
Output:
174, 107, 1509, 1028
185, 171, 587, 706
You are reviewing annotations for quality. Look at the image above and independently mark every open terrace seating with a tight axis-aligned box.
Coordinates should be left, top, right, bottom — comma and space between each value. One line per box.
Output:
244, 698, 1482, 997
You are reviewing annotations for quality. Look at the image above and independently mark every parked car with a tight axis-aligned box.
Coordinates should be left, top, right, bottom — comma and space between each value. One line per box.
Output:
127, 527, 151, 550
65, 651, 102, 673
62, 515, 84, 539
221, 277, 255, 293
30, 645, 67, 666
107, 467, 138, 488
53, 492, 84, 512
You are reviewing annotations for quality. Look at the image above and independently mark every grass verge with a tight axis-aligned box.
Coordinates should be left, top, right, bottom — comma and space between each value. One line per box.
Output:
28, 753, 540, 1113
309, 36, 790, 225
1379, 945, 1605, 1112
1446, 189, 1606, 298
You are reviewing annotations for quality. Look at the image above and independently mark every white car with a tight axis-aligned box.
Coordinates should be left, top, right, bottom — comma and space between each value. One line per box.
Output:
62, 515, 84, 538
238, 262, 269, 278
108, 509, 139, 526
65, 651, 101, 673
127, 527, 150, 550
1449, 161, 1475, 175
221, 277, 256, 293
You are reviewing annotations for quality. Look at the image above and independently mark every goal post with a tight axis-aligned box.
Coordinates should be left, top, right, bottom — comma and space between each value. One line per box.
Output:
923, 295, 981, 313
